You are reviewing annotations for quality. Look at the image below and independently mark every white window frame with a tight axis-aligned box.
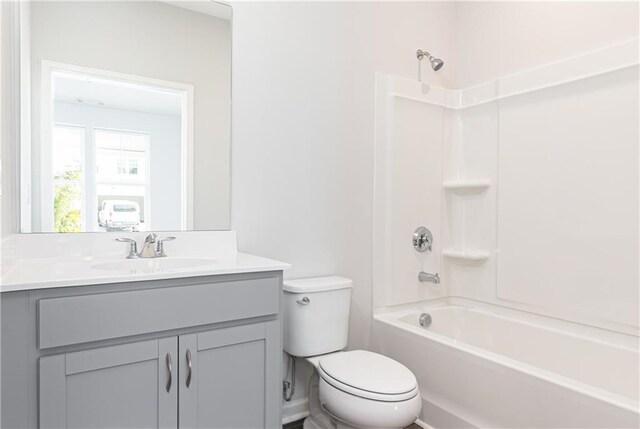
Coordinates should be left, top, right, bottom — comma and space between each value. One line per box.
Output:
38, 60, 194, 232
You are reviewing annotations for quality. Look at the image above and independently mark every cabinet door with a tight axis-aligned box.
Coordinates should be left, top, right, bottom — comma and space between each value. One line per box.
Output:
179, 321, 281, 429
39, 338, 178, 429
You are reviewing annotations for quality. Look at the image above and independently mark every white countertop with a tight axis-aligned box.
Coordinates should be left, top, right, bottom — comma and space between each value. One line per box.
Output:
1, 252, 290, 292
1, 231, 290, 292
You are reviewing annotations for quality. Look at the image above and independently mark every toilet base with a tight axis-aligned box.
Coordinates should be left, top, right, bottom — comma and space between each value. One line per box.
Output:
303, 370, 417, 429
302, 372, 360, 429
303, 413, 335, 429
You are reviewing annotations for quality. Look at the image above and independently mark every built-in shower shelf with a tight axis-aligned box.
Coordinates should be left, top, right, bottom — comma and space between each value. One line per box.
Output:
442, 248, 491, 262
442, 180, 490, 195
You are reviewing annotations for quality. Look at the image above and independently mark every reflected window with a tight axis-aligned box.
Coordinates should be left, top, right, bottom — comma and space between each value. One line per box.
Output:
117, 158, 126, 175
95, 129, 149, 231
40, 65, 188, 233
128, 159, 138, 175
52, 125, 84, 232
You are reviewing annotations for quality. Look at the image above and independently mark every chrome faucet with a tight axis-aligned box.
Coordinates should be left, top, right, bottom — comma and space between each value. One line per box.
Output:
140, 233, 159, 258
117, 233, 176, 259
413, 226, 440, 284
418, 271, 440, 284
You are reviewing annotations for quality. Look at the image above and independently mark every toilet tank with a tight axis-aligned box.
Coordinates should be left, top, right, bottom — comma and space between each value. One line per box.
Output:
283, 276, 353, 357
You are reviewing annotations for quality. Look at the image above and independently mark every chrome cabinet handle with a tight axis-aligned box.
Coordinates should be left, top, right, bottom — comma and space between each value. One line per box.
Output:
185, 349, 192, 388
165, 353, 172, 392
296, 297, 310, 305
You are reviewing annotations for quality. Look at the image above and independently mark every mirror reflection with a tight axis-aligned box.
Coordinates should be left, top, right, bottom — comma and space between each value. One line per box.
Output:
22, 1, 232, 233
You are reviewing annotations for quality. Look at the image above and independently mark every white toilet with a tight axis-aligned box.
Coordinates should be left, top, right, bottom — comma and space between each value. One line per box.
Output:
283, 277, 421, 429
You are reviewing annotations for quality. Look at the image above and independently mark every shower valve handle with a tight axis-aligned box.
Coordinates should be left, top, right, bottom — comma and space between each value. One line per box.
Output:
413, 226, 433, 252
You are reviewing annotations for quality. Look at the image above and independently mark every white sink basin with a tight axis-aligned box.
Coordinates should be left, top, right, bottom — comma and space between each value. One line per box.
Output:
91, 257, 217, 273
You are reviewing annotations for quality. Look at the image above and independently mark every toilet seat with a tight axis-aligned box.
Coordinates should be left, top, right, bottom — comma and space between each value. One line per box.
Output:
318, 350, 419, 402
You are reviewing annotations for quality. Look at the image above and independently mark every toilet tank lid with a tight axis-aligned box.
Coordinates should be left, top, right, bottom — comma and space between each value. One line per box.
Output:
283, 276, 353, 293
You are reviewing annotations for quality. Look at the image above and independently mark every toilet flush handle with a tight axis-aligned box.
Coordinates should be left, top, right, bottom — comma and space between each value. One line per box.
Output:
296, 297, 310, 305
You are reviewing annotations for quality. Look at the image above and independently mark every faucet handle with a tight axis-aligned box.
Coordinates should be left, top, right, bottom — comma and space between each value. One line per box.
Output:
413, 227, 433, 252
156, 236, 176, 257
116, 238, 139, 259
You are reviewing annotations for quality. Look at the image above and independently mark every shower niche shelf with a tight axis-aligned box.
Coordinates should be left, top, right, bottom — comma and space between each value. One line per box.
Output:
442, 248, 490, 262
442, 180, 490, 195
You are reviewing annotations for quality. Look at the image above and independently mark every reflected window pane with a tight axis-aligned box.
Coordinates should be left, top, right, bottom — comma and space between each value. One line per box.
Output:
128, 159, 138, 175
117, 158, 126, 175
95, 129, 149, 231
52, 125, 84, 232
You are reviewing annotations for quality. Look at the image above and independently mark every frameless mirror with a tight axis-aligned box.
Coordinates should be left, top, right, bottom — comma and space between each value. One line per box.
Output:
20, 1, 231, 233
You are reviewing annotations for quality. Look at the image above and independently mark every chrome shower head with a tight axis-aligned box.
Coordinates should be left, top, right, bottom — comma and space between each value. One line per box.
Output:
430, 57, 444, 71
416, 49, 444, 71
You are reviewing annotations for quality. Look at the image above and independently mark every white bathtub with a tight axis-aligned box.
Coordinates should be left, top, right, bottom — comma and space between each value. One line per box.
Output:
372, 298, 639, 428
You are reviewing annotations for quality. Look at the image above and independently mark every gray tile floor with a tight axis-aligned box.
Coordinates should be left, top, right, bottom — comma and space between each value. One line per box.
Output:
282, 420, 304, 429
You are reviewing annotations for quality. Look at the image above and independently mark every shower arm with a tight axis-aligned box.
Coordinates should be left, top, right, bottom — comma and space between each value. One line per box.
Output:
416, 49, 430, 83
416, 49, 443, 82
416, 49, 431, 61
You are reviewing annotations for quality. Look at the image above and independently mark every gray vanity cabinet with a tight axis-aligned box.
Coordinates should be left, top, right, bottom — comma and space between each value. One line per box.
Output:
39, 338, 178, 429
1, 272, 283, 429
179, 322, 280, 428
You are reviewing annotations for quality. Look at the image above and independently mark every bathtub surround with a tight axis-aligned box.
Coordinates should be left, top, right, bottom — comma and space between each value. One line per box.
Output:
374, 38, 639, 333
372, 31, 639, 429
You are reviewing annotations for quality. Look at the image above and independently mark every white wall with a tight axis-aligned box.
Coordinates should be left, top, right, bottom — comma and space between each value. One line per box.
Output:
28, 1, 231, 231
230, 1, 458, 406
455, 1, 639, 88
54, 102, 182, 231
1, 1, 19, 237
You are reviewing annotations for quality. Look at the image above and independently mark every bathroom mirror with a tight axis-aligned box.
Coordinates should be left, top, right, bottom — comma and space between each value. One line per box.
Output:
18, 1, 231, 233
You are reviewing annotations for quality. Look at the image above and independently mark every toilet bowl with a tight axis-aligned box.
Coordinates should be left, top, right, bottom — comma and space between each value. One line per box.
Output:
283, 277, 422, 429
311, 350, 421, 429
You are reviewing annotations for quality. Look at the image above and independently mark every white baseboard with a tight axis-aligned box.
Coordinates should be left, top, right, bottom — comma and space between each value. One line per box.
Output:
415, 418, 434, 429
282, 397, 309, 425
